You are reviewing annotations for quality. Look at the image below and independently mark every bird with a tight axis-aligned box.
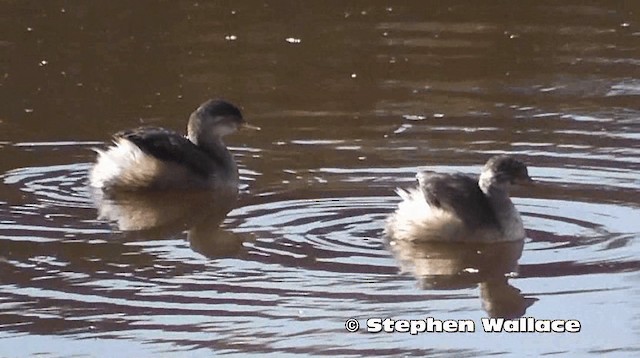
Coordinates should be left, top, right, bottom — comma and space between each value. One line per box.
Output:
89, 99, 259, 192
385, 155, 533, 242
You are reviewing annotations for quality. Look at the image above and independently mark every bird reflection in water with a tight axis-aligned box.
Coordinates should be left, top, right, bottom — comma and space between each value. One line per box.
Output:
91, 189, 253, 258
385, 237, 536, 319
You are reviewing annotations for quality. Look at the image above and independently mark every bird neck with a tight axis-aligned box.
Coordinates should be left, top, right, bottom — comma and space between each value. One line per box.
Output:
187, 124, 237, 183
187, 118, 228, 158
193, 134, 227, 155
479, 170, 509, 195
478, 172, 523, 239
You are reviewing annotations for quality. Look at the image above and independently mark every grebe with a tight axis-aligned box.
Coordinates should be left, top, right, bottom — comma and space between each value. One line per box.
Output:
386, 155, 533, 242
89, 99, 259, 191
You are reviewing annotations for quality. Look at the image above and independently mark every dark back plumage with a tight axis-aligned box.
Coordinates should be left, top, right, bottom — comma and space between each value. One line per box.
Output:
115, 127, 218, 178
417, 172, 500, 230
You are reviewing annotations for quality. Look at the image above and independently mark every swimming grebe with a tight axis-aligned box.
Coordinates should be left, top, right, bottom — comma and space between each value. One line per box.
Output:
385, 155, 533, 242
89, 99, 259, 191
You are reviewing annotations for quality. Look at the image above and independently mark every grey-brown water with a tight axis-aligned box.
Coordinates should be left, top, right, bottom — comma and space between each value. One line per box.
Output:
1, 1, 639, 356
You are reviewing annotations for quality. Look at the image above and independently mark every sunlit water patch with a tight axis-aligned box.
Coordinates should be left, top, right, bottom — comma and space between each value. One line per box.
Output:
2, 152, 639, 355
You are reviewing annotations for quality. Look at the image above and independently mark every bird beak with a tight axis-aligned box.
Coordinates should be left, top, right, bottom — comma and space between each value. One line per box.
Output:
240, 121, 261, 131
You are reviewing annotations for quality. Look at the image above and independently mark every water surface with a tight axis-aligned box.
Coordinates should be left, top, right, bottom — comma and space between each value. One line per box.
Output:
1, 1, 639, 356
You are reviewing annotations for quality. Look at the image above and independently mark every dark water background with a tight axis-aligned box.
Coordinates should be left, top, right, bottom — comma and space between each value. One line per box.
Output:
1, 1, 639, 356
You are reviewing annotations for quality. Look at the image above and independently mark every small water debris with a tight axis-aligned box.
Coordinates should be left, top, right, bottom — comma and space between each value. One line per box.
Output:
24, 108, 34, 113
350, 73, 357, 78
39, 60, 48, 66
402, 114, 426, 121
285, 37, 301, 44
504, 31, 519, 39
393, 123, 412, 134
225, 35, 237, 41
532, 112, 561, 118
